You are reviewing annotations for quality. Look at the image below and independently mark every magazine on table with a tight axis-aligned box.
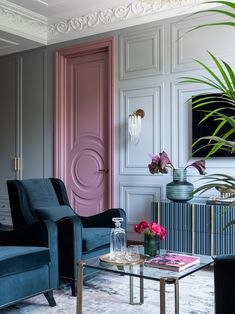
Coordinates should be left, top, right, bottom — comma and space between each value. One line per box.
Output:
144, 252, 200, 272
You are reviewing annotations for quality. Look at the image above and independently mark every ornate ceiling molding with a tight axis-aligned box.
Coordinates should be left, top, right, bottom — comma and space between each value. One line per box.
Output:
0, 0, 47, 43
48, 0, 201, 42
0, 0, 209, 46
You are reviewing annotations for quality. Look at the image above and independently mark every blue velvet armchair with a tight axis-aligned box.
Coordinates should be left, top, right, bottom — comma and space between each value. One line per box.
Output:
0, 220, 58, 309
7, 178, 126, 296
214, 255, 235, 314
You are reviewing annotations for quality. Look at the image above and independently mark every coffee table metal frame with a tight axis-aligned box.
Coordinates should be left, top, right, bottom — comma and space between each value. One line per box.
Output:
76, 251, 213, 314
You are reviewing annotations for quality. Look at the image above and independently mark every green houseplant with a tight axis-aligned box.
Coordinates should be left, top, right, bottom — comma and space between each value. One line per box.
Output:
180, 1, 235, 205
181, 1, 235, 157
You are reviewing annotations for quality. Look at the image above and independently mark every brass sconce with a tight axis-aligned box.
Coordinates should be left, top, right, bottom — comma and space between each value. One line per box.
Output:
128, 109, 145, 145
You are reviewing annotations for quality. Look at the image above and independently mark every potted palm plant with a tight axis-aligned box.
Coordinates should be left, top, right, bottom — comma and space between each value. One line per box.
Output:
180, 1, 235, 206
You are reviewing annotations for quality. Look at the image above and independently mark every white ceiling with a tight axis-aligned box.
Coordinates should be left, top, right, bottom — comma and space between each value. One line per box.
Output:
6, 0, 131, 20
0, 0, 224, 56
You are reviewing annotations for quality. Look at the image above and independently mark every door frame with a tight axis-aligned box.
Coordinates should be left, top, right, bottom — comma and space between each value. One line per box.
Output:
55, 37, 115, 207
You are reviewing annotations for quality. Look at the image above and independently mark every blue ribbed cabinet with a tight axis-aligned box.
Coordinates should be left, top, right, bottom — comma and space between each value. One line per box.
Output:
152, 201, 235, 256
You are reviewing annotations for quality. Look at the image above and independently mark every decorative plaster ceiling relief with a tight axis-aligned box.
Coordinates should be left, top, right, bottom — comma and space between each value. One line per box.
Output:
0, 0, 205, 46
47, 0, 200, 41
0, 0, 47, 43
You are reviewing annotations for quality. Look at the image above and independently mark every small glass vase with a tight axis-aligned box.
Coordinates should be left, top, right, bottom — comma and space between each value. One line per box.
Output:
144, 234, 160, 257
166, 168, 194, 202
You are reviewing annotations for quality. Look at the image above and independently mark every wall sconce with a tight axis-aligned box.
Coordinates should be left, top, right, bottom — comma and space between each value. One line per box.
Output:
128, 109, 145, 145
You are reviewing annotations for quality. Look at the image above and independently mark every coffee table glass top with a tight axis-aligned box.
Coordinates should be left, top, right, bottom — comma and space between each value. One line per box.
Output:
83, 250, 213, 281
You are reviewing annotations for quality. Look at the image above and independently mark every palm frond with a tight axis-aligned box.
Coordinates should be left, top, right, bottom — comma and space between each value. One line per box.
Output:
208, 52, 234, 90
180, 77, 224, 90
204, 1, 235, 10
180, 53, 235, 96
192, 21, 235, 31
188, 1, 235, 31
223, 61, 235, 90
195, 56, 227, 90
193, 173, 235, 195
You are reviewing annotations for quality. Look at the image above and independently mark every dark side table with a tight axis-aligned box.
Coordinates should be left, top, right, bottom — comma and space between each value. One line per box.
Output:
151, 199, 235, 256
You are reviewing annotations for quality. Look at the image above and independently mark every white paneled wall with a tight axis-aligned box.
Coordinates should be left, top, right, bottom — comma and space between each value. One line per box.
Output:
119, 85, 163, 175
119, 26, 164, 80
116, 11, 235, 240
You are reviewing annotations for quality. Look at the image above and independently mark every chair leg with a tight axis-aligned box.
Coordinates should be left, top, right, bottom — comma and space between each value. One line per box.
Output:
44, 291, 56, 307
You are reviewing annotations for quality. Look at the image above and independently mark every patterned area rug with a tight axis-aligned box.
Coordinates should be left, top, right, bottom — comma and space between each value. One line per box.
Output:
1, 268, 214, 314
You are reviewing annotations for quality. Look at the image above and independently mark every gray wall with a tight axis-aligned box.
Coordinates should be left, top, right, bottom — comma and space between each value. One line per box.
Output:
46, 11, 235, 240
1, 10, 234, 237
0, 48, 50, 225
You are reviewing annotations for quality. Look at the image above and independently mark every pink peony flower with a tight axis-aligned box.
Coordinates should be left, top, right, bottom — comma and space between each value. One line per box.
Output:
150, 222, 162, 235
160, 226, 166, 240
134, 221, 149, 233
134, 220, 166, 240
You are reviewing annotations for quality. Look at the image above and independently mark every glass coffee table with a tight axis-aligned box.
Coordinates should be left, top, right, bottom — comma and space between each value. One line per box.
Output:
76, 250, 213, 314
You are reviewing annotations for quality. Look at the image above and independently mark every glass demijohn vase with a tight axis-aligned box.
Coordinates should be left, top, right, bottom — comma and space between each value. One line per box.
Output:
110, 217, 126, 262
144, 234, 160, 257
166, 168, 193, 202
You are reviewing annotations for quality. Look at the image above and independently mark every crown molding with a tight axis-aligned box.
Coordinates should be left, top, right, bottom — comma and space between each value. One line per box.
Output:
0, 0, 222, 47
47, 0, 202, 43
0, 0, 47, 44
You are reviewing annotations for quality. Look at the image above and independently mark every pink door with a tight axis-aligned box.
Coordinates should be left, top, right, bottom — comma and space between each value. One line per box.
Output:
55, 39, 114, 216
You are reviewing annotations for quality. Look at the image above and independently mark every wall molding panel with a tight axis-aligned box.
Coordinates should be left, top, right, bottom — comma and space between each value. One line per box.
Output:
171, 14, 235, 73
119, 84, 164, 175
119, 182, 163, 236
119, 25, 164, 80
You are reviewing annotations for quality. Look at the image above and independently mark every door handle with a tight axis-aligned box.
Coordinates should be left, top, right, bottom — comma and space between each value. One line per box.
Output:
98, 169, 109, 173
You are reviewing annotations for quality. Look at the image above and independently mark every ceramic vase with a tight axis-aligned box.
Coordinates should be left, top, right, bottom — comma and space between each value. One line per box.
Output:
166, 168, 194, 202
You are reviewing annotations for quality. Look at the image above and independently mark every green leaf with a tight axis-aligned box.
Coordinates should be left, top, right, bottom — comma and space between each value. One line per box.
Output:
197, 9, 235, 19
195, 57, 227, 91
223, 61, 235, 90
180, 77, 225, 90
204, 1, 235, 10
193, 135, 235, 150
192, 22, 235, 31
208, 52, 234, 91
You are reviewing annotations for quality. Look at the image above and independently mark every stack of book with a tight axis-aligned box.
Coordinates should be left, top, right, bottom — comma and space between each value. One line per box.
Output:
144, 252, 200, 272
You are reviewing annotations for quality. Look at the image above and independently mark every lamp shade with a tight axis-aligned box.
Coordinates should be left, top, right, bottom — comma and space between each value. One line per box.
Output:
128, 113, 142, 145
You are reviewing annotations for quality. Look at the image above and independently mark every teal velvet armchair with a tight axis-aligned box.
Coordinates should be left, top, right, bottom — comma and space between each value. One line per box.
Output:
7, 178, 126, 296
0, 220, 58, 309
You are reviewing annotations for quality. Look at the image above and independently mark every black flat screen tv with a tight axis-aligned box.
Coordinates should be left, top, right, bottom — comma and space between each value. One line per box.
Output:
192, 93, 235, 157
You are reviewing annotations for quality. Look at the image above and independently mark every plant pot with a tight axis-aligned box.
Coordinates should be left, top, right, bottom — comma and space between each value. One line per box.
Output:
144, 234, 160, 257
166, 168, 193, 202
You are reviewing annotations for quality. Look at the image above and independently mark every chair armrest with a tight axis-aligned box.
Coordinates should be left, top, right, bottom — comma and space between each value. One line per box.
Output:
214, 255, 235, 314
0, 220, 58, 288
0, 220, 57, 247
57, 216, 83, 279
80, 208, 126, 230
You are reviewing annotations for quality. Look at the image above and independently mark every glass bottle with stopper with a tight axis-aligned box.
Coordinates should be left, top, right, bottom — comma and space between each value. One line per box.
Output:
110, 217, 126, 262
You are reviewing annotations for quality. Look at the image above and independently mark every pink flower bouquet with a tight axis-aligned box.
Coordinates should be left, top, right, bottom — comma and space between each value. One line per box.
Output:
134, 220, 166, 240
